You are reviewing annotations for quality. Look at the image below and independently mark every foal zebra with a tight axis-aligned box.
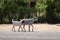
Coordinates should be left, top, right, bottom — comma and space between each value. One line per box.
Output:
12, 19, 23, 32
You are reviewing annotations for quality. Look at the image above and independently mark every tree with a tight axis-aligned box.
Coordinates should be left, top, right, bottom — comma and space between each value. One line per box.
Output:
46, 0, 60, 23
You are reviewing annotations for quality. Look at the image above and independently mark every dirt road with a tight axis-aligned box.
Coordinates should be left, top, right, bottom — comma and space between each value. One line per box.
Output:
0, 24, 60, 32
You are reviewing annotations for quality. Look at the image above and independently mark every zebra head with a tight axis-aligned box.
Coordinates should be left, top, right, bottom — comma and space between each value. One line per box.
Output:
33, 17, 38, 21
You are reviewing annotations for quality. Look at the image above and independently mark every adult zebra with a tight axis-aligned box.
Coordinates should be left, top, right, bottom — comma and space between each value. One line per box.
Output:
22, 17, 38, 32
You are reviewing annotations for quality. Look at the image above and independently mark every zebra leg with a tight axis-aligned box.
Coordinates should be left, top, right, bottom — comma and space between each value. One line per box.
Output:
12, 25, 15, 32
31, 24, 34, 32
18, 26, 21, 32
28, 25, 30, 32
23, 25, 26, 32
21, 26, 23, 32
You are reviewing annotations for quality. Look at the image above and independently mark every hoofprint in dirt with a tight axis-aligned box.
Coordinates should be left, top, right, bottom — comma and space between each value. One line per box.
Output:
0, 24, 60, 32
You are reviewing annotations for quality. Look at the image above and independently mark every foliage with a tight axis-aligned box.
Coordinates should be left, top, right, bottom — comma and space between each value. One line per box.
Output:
46, 0, 60, 24
0, 0, 60, 24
